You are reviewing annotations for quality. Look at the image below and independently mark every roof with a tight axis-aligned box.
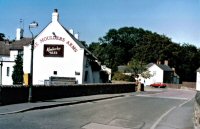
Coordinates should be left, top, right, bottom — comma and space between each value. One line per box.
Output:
35, 19, 98, 60
10, 38, 31, 50
0, 38, 32, 56
147, 63, 173, 71
0, 41, 10, 56
146, 63, 154, 68
197, 67, 200, 72
156, 64, 173, 71
117, 65, 133, 73
62, 25, 98, 60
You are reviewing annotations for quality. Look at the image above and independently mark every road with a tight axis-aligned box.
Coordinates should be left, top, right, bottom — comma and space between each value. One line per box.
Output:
0, 88, 196, 129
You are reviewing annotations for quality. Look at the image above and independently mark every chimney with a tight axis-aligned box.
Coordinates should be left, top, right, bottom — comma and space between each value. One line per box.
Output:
74, 33, 79, 39
164, 60, 168, 66
69, 29, 74, 35
16, 28, 24, 40
172, 67, 175, 72
157, 60, 161, 65
52, 9, 59, 22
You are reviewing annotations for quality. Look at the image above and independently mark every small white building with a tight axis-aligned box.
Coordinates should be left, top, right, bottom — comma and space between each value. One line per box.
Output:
0, 37, 31, 85
23, 9, 111, 85
196, 68, 200, 91
142, 61, 179, 85
117, 61, 179, 86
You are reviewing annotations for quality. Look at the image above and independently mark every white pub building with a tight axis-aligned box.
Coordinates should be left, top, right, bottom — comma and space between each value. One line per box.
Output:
1, 9, 111, 85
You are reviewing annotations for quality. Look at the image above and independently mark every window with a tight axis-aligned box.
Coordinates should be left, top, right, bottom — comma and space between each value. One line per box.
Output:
18, 50, 23, 56
7, 67, 10, 76
53, 71, 57, 75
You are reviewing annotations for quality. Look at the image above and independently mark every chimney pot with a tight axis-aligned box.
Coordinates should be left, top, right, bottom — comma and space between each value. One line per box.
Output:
52, 9, 59, 22
164, 60, 168, 66
74, 33, 79, 39
54, 9, 58, 12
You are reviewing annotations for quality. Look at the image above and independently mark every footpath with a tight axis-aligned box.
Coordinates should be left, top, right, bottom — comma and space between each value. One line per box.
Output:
0, 93, 127, 115
0, 86, 165, 115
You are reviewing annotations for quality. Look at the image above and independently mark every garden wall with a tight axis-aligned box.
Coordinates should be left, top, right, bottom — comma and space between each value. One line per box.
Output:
0, 83, 136, 105
167, 82, 196, 90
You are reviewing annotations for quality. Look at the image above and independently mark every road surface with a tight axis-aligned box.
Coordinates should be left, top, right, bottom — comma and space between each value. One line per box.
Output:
0, 88, 196, 129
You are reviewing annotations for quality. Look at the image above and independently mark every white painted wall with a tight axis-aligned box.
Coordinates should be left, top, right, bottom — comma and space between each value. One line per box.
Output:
1, 61, 15, 85
10, 50, 18, 61
31, 20, 85, 85
23, 45, 31, 74
0, 49, 19, 85
196, 71, 200, 91
144, 64, 163, 85
101, 65, 112, 81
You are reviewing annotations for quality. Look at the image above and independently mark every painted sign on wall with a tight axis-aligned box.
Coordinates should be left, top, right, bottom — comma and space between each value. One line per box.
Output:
43, 44, 64, 57
35, 35, 78, 52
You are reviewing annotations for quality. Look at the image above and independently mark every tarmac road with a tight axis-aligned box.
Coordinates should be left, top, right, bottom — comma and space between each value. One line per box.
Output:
0, 87, 196, 129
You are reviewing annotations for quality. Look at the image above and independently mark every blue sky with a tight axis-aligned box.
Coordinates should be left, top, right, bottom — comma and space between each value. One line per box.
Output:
0, 0, 200, 47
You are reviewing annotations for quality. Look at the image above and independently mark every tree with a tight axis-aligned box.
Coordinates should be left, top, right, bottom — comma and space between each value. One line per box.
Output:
88, 26, 200, 81
0, 33, 5, 41
127, 59, 147, 77
80, 41, 88, 48
141, 70, 153, 79
12, 55, 23, 84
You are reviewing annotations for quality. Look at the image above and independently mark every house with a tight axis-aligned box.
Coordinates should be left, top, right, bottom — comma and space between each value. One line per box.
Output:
142, 61, 180, 85
0, 30, 32, 85
117, 60, 179, 86
0, 40, 13, 85
23, 9, 111, 85
0, 9, 111, 85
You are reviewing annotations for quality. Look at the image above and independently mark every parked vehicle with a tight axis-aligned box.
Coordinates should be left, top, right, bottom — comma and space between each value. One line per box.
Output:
150, 82, 167, 88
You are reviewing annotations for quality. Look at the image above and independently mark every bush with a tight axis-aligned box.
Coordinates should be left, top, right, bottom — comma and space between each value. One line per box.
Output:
112, 72, 135, 82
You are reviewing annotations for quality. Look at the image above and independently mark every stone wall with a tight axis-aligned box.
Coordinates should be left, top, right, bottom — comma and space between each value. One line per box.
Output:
167, 82, 196, 90
0, 83, 136, 105
194, 91, 200, 128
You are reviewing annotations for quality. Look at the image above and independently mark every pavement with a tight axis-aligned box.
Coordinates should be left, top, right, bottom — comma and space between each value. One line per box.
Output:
0, 87, 192, 114
0, 86, 166, 115
0, 93, 128, 115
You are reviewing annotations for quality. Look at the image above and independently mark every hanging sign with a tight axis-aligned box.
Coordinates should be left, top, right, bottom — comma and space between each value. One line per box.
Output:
43, 44, 64, 57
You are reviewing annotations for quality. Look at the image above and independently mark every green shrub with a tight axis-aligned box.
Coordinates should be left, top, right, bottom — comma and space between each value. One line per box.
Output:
112, 72, 134, 82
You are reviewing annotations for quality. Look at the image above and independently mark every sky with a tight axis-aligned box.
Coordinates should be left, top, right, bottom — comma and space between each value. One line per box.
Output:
0, 0, 200, 47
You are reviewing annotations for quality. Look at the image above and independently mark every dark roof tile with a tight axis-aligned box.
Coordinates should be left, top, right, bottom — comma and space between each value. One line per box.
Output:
10, 38, 31, 50
157, 64, 173, 71
0, 41, 10, 56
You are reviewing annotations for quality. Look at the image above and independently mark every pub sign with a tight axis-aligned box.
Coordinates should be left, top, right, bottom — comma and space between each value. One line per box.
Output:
43, 44, 64, 57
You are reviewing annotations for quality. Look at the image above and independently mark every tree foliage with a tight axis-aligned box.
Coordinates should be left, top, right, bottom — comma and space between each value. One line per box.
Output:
0, 33, 5, 41
12, 55, 23, 84
88, 27, 200, 82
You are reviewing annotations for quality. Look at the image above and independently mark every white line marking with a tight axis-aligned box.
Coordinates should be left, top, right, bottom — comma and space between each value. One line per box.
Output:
179, 97, 193, 107
82, 123, 131, 129
150, 97, 194, 129
136, 94, 188, 100
150, 106, 176, 129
